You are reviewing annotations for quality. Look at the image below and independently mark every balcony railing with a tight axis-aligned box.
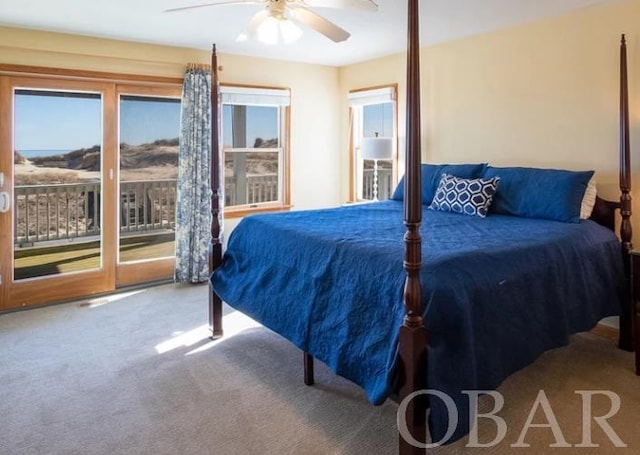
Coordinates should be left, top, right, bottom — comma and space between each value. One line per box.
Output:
14, 182, 102, 246
363, 169, 393, 200
14, 174, 282, 246
13, 180, 178, 246
13, 171, 391, 246
224, 173, 278, 206
120, 180, 176, 234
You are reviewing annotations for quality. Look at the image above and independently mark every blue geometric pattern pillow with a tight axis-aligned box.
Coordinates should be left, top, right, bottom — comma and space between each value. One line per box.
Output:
391, 163, 487, 205
428, 174, 500, 218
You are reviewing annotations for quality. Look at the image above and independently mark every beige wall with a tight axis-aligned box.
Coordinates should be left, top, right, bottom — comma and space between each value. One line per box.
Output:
0, 25, 342, 221
339, 0, 640, 214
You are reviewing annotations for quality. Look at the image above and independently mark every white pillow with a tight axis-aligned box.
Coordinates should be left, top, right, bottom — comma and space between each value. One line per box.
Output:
580, 177, 597, 219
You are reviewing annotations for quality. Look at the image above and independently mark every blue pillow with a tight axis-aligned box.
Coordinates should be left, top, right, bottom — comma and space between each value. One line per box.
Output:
429, 174, 500, 218
482, 166, 594, 223
391, 163, 487, 205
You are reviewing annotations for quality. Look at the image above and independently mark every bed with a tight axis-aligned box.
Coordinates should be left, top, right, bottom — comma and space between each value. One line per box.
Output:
206, 2, 634, 453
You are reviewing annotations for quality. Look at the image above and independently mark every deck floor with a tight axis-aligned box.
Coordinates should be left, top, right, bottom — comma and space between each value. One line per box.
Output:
14, 233, 175, 280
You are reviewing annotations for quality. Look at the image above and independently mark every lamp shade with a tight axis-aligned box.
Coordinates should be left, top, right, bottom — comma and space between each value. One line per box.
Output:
360, 137, 393, 160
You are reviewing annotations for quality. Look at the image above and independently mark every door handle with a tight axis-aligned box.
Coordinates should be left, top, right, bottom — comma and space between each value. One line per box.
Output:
0, 191, 9, 213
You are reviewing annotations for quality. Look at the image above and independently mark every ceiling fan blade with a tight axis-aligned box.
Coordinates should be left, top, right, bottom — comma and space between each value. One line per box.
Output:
236, 9, 270, 41
164, 0, 261, 13
290, 7, 350, 42
300, 0, 378, 12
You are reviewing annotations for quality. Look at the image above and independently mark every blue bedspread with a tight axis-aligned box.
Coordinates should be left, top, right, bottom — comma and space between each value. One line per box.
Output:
211, 200, 623, 443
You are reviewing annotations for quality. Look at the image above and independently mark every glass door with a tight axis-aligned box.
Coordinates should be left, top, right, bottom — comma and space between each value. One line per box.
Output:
0, 77, 117, 310
116, 85, 181, 286
13, 89, 103, 280
0, 78, 183, 309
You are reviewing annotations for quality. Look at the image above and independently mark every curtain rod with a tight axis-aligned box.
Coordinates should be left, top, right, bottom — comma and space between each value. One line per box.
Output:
187, 62, 211, 71
187, 62, 224, 72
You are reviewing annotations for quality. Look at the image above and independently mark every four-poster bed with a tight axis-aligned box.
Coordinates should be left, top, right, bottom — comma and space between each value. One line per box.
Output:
207, 1, 634, 452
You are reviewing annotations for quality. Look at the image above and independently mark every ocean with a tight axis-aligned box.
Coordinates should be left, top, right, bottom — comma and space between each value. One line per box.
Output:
18, 150, 73, 159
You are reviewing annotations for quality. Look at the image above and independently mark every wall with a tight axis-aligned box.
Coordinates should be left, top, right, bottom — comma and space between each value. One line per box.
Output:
0, 25, 342, 223
339, 0, 640, 214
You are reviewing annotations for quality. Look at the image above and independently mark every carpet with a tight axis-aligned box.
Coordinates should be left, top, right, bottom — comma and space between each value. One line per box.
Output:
0, 283, 638, 454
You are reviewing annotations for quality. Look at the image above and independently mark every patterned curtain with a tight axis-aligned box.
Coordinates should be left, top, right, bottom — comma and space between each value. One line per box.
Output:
174, 67, 212, 283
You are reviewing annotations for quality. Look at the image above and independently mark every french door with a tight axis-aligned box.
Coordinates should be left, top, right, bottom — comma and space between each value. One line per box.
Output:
0, 76, 181, 310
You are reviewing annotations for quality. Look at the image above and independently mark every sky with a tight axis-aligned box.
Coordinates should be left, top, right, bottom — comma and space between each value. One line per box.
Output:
363, 102, 394, 138
15, 91, 103, 151
14, 90, 393, 153
120, 96, 181, 145
14, 91, 181, 152
223, 105, 278, 148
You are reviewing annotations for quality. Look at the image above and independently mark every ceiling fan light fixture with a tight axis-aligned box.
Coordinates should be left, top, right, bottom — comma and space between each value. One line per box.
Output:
256, 15, 302, 45
166, 0, 365, 44
256, 16, 279, 45
279, 18, 303, 44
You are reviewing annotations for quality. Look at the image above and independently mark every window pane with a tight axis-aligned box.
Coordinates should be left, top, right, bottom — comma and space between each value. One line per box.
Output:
13, 89, 102, 280
223, 102, 282, 208
119, 95, 180, 263
224, 151, 279, 206
363, 102, 393, 138
223, 105, 279, 148
361, 102, 394, 200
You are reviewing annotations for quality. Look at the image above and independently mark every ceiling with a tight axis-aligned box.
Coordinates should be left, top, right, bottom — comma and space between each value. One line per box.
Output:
0, 0, 618, 67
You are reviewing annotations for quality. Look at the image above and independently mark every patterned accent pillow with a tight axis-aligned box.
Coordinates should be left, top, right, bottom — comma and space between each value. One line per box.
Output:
429, 174, 500, 218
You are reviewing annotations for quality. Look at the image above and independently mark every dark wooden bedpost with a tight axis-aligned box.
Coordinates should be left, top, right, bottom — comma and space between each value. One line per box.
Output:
618, 34, 634, 351
209, 44, 224, 339
398, 0, 428, 453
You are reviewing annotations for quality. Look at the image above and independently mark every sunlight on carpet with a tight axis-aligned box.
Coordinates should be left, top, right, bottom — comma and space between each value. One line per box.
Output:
154, 310, 261, 355
85, 289, 148, 308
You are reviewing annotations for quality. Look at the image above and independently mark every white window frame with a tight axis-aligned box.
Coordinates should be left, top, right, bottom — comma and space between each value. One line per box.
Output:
221, 85, 291, 216
348, 85, 397, 202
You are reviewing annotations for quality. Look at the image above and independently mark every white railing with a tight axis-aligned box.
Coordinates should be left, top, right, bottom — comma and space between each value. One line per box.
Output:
119, 180, 177, 234
14, 182, 102, 245
14, 180, 177, 245
363, 169, 393, 200
14, 175, 280, 246
224, 173, 278, 207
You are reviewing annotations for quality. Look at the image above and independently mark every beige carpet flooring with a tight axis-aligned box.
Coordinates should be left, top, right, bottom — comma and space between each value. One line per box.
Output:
1, 283, 639, 455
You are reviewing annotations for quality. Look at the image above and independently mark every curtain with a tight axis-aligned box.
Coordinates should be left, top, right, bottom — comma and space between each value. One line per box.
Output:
174, 67, 212, 283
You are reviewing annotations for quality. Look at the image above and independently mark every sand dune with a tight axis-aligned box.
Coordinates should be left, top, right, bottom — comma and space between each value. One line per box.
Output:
14, 137, 282, 186
15, 141, 179, 185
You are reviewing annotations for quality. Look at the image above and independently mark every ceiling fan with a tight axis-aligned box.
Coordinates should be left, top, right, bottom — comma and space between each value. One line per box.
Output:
164, 0, 379, 44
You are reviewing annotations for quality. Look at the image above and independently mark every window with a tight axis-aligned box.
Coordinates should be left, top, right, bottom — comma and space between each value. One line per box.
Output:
348, 86, 397, 202
221, 86, 290, 214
